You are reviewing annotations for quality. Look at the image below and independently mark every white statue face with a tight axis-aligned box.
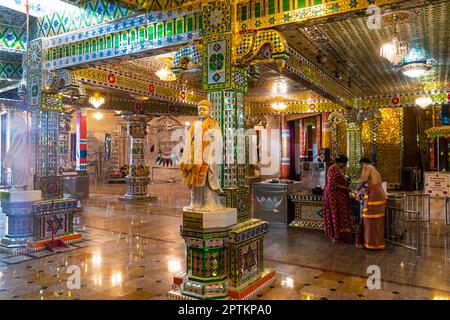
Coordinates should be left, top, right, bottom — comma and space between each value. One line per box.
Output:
198, 104, 211, 119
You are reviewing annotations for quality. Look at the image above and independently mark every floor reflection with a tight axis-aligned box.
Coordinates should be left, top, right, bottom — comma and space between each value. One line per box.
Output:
0, 182, 449, 300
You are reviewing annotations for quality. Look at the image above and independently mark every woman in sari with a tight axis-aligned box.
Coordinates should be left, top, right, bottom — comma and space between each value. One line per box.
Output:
323, 155, 353, 243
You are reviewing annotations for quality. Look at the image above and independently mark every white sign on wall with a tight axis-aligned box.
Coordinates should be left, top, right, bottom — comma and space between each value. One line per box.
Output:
425, 172, 450, 197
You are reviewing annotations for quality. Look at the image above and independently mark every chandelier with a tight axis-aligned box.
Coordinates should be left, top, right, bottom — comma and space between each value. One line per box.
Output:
155, 57, 177, 81
271, 77, 288, 111
272, 97, 287, 111
401, 61, 433, 78
88, 92, 105, 108
379, 15, 409, 65
416, 96, 433, 109
271, 77, 287, 96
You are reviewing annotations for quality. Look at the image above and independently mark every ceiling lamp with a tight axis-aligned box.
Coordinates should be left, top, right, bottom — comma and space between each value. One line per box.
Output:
380, 36, 409, 65
271, 78, 287, 96
416, 96, 433, 109
379, 15, 409, 65
272, 97, 287, 111
401, 61, 433, 78
89, 92, 105, 109
93, 111, 103, 120
155, 57, 177, 82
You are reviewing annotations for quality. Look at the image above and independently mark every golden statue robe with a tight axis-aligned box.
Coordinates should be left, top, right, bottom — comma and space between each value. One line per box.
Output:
180, 117, 221, 191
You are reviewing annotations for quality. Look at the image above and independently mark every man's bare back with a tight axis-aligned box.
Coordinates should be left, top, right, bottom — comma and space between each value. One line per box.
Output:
361, 164, 382, 187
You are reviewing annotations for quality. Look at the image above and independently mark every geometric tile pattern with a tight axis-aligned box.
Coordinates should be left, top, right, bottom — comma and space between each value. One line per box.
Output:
208, 90, 246, 188
0, 26, 26, 53
43, 4, 199, 49
0, 61, 23, 80
202, 33, 232, 91
201, 0, 231, 36
43, 2, 201, 70
45, 29, 200, 70
37, 0, 133, 38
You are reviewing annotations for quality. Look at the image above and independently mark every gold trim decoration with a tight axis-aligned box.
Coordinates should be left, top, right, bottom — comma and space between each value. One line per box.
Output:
239, 0, 406, 31
356, 92, 448, 109
426, 126, 450, 139
249, 101, 342, 115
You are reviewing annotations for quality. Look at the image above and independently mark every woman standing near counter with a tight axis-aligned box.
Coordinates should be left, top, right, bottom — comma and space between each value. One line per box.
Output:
323, 155, 353, 243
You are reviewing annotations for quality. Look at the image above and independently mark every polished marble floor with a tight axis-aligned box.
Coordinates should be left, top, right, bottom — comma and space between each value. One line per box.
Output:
0, 182, 449, 300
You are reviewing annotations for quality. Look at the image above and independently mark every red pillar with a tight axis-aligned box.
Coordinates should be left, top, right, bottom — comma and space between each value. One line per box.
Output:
76, 109, 87, 170
281, 115, 290, 179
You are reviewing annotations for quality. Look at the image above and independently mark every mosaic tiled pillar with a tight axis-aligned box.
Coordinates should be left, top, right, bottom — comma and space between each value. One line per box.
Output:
180, 210, 236, 299
0, 200, 34, 249
118, 113, 154, 202
322, 112, 330, 149
347, 122, 362, 182
280, 115, 290, 179
170, 0, 274, 300
28, 39, 65, 199
76, 109, 87, 171
208, 91, 249, 221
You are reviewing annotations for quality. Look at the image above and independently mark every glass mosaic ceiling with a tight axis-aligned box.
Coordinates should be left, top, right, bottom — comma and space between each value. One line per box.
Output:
284, 0, 450, 96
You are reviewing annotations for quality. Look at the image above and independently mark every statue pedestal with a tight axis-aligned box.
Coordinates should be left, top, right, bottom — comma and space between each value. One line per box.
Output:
0, 190, 42, 253
169, 208, 276, 300
179, 207, 237, 300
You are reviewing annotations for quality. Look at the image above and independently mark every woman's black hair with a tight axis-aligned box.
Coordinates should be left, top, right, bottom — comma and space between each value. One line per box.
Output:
334, 155, 349, 163
359, 157, 372, 164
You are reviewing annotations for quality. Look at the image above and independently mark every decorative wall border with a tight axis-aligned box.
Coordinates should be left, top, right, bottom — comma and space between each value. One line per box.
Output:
45, 30, 201, 70
42, 5, 201, 49
249, 100, 342, 115
356, 91, 450, 109
74, 67, 205, 104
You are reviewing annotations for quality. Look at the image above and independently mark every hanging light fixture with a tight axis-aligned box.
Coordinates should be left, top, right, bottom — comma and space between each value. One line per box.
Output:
89, 92, 105, 109
379, 15, 409, 65
401, 61, 433, 78
271, 77, 287, 96
416, 96, 433, 109
271, 77, 288, 111
155, 57, 177, 81
93, 111, 103, 120
272, 97, 287, 111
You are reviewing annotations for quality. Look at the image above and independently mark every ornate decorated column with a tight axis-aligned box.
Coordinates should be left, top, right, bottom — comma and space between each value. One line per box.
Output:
1, 38, 82, 253
201, 0, 250, 222
280, 114, 290, 179
76, 108, 88, 171
118, 112, 154, 202
345, 109, 362, 182
169, 0, 276, 301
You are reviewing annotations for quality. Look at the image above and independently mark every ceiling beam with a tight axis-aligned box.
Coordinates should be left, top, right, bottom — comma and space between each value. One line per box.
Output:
239, 0, 410, 31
